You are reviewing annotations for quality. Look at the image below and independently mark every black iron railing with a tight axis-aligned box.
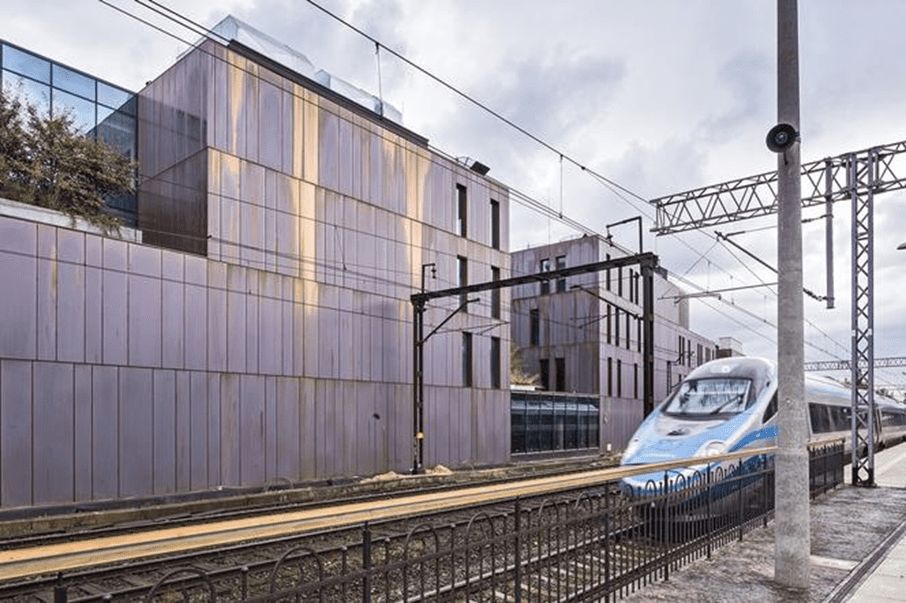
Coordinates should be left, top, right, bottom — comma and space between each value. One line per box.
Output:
40, 441, 844, 602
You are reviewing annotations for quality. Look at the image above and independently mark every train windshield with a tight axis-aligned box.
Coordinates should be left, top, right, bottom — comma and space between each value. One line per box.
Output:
663, 377, 753, 417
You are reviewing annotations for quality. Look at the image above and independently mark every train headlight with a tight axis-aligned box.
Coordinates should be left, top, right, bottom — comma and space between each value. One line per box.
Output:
700, 441, 727, 458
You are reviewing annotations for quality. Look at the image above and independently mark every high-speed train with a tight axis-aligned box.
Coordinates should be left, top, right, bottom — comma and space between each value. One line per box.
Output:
620, 356, 906, 498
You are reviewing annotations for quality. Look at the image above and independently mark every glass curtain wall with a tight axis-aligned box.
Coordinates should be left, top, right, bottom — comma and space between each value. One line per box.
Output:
0, 41, 138, 225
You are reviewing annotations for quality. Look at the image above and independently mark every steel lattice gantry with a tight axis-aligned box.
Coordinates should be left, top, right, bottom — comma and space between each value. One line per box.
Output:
651, 139, 906, 487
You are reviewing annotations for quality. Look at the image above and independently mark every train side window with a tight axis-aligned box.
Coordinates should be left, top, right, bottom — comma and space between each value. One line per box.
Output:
809, 403, 832, 434
762, 393, 778, 423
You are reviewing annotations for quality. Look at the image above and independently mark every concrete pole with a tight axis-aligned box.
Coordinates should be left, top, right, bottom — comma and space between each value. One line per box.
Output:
775, 0, 810, 590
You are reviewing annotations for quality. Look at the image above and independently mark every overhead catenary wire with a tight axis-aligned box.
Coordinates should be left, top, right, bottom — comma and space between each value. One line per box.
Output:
98, 0, 852, 364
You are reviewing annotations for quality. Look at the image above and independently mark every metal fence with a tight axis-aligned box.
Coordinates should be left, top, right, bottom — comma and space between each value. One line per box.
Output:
48, 442, 843, 602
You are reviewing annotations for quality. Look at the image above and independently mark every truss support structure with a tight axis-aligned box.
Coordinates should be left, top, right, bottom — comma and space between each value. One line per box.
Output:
850, 151, 876, 487
651, 142, 906, 488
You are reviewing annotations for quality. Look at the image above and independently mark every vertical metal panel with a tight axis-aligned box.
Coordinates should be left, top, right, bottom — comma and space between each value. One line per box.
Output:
56, 229, 84, 264
245, 273, 260, 374
84, 266, 102, 363
339, 294, 354, 381
338, 111, 353, 197
206, 281, 227, 372
213, 50, 228, 152
128, 274, 162, 367
153, 369, 176, 494
226, 283, 247, 373
176, 370, 192, 492
0, 249, 36, 359
341, 381, 356, 475
0, 214, 37, 254
264, 376, 277, 479
102, 266, 127, 367
259, 80, 282, 171
303, 304, 320, 378
91, 366, 118, 499
275, 377, 300, 478
315, 379, 332, 476
259, 280, 282, 375
36, 256, 57, 361
162, 279, 185, 369
291, 86, 305, 179
33, 362, 74, 504
129, 243, 162, 278
319, 107, 339, 191
281, 279, 294, 376
73, 365, 92, 501
1, 360, 32, 506
119, 367, 153, 498
281, 87, 294, 176
184, 283, 207, 370
263, 171, 277, 273
244, 61, 260, 164
240, 374, 265, 484
300, 378, 316, 478
188, 371, 207, 489
206, 373, 221, 486
220, 373, 240, 486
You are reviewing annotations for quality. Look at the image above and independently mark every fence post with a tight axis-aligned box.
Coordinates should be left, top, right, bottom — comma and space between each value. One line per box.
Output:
363, 522, 372, 603
54, 573, 66, 603
514, 497, 522, 603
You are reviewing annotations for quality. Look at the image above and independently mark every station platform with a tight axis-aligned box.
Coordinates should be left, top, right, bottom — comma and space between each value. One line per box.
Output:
622, 444, 906, 602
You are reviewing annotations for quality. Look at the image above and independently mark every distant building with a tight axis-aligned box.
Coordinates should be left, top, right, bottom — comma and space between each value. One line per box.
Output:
717, 336, 745, 358
510, 235, 717, 453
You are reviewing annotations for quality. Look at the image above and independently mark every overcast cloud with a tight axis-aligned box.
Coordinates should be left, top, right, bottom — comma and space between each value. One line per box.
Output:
2, 0, 904, 391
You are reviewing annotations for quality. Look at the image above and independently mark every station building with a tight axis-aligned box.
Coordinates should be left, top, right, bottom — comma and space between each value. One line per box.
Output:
510, 236, 717, 454
0, 17, 510, 507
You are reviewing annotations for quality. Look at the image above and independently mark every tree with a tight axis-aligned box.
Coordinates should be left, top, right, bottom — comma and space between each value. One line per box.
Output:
510, 346, 540, 386
0, 87, 134, 231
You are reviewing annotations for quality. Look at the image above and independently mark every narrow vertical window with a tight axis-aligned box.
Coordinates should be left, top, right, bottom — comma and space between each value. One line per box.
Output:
617, 359, 623, 398
555, 255, 566, 292
634, 363, 639, 399
615, 307, 621, 346
539, 258, 551, 294
540, 358, 550, 390
456, 183, 467, 237
462, 332, 473, 386
458, 255, 468, 309
606, 304, 611, 345
637, 317, 642, 352
625, 312, 631, 350
628, 269, 635, 303
618, 266, 623, 297
491, 266, 501, 319
605, 253, 611, 291
529, 308, 540, 345
491, 336, 501, 389
555, 357, 565, 392
697, 343, 703, 366
490, 199, 500, 249
607, 357, 613, 397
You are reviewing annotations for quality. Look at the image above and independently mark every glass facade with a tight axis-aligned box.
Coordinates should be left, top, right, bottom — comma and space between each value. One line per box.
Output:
0, 41, 138, 225
511, 392, 600, 454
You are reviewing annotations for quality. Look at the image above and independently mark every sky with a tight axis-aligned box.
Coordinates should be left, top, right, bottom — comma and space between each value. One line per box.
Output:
3, 0, 904, 392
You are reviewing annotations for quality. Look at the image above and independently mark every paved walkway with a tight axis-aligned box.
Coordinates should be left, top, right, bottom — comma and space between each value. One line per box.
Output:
832, 443, 906, 602
619, 444, 906, 602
